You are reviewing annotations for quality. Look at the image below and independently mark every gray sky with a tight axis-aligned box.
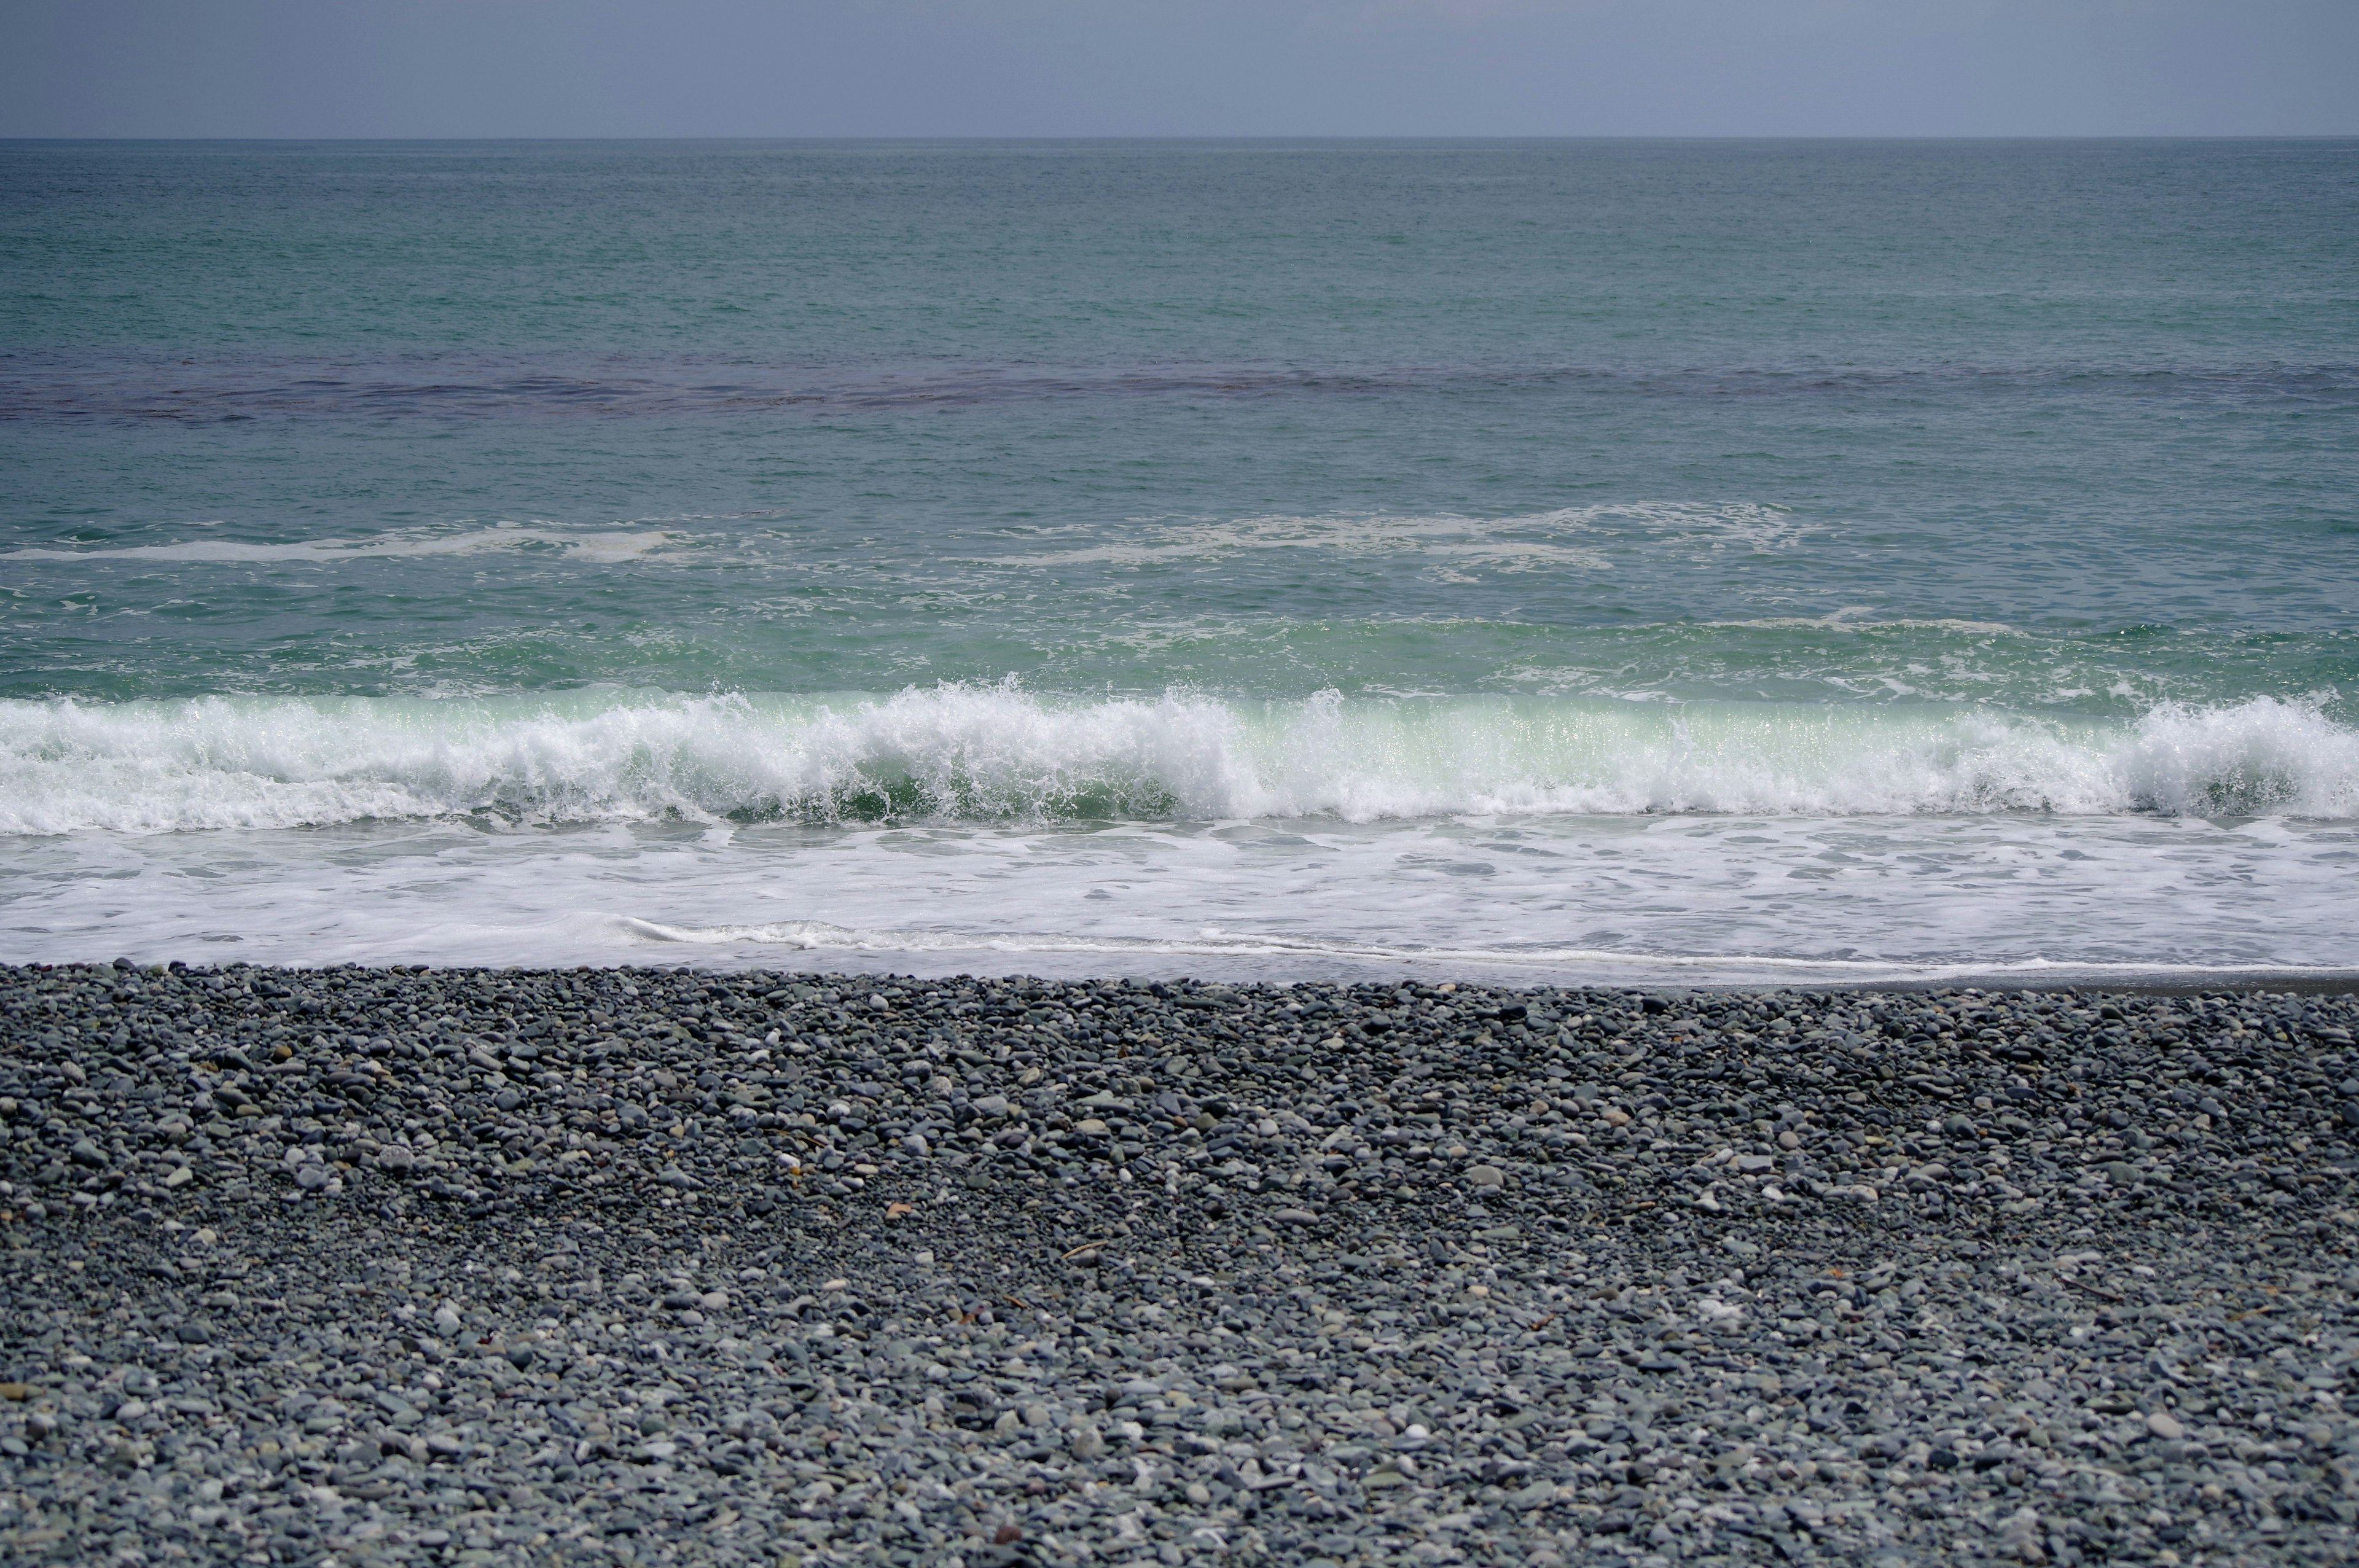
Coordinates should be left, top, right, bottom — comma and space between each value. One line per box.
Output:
4, 0, 2353, 139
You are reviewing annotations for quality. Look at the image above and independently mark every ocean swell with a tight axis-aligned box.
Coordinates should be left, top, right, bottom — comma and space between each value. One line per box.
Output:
1, 686, 2353, 835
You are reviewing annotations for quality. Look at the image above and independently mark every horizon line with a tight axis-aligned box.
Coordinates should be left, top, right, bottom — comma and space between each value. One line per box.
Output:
6, 133, 2357, 145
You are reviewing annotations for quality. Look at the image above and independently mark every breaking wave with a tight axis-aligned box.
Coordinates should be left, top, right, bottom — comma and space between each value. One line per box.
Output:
1, 685, 2354, 835
1, 526, 679, 566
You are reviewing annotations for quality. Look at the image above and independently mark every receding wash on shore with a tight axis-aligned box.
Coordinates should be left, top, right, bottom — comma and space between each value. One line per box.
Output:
6, 963, 2358, 1564
4, 141, 2358, 981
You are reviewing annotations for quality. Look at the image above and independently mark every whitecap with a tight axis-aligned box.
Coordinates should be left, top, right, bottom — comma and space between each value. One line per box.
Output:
2, 526, 681, 565
982, 501, 1802, 570
1, 685, 2354, 837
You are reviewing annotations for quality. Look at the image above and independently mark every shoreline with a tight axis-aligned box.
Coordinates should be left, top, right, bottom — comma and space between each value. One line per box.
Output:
14, 956, 2359, 1000
1855, 974, 2359, 999
6, 964, 2358, 1564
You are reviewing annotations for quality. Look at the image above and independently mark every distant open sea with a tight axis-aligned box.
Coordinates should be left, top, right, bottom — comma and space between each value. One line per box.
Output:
2, 139, 2355, 984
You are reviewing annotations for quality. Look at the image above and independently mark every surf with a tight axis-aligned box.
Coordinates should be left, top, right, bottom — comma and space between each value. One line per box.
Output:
2, 685, 2353, 836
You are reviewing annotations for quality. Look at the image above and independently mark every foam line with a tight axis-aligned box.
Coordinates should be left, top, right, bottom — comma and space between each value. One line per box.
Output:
1, 528, 678, 565
2, 685, 2353, 835
611, 917, 2358, 982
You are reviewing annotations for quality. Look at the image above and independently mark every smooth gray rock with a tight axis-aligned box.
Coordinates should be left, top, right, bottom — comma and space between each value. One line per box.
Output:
2, 963, 2355, 1566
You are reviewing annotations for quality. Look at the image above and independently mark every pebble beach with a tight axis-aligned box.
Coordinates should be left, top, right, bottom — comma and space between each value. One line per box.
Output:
5, 965, 2359, 1566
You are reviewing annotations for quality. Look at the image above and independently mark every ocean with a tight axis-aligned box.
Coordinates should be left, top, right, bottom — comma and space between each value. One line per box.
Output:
2, 138, 2355, 985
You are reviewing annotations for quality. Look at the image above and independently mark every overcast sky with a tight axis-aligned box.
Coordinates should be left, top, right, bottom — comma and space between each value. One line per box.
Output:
4, 0, 2353, 139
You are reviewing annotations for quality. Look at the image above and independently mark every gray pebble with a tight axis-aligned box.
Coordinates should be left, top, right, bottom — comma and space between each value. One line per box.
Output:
2, 963, 2357, 1566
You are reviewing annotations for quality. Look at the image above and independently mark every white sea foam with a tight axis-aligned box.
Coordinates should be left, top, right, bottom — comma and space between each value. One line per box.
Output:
1705, 610, 2023, 636
607, 917, 2320, 975
7, 808, 2353, 982
612, 918, 2352, 984
2, 526, 680, 565
2, 686, 2354, 837
988, 501, 1804, 571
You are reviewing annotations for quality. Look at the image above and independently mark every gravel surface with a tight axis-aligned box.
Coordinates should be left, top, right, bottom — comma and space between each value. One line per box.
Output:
6, 963, 2359, 1567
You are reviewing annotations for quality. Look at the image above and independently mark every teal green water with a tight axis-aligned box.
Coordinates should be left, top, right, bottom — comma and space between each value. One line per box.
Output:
5, 140, 2355, 710
2, 141, 2355, 977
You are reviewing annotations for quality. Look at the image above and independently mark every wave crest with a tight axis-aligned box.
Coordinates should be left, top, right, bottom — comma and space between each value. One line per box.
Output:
0, 686, 2352, 835
2, 526, 679, 566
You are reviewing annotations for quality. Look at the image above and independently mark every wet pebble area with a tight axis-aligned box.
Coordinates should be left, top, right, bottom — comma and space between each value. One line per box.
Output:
4, 963, 2359, 1567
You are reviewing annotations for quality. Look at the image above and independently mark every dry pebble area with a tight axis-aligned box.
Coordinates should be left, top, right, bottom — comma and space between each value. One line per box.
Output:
6, 964, 2359, 1568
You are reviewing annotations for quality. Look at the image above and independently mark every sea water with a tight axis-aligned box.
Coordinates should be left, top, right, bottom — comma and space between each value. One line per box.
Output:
2, 139, 2355, 983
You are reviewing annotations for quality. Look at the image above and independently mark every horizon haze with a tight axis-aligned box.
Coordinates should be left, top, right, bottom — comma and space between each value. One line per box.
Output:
3, 0, 2354, 141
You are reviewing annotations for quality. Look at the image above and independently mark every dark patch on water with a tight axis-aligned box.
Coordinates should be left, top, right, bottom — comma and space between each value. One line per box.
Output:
4, 356, 2355, 424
